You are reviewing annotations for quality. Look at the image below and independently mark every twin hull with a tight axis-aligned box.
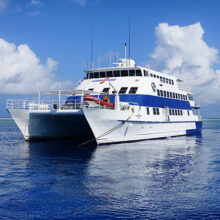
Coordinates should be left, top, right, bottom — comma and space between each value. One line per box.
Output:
8, 108, 202, 144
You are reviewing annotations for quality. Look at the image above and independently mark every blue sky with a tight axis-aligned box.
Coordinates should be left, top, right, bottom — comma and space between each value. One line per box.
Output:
0, 0, 220, 117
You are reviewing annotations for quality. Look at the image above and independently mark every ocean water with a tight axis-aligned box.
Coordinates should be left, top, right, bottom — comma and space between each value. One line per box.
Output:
0, 119, 220, 219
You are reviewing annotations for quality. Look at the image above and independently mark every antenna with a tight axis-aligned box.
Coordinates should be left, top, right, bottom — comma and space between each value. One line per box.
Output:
125, 43, 127, 60
90, 25, 93, 69
128, 17, 131, 65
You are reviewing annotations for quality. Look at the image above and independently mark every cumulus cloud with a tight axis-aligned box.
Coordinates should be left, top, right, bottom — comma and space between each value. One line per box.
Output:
70, 0, 87, 6
0, 0, 9, 12
150, 22, 220, 103
0, 38, 73, 94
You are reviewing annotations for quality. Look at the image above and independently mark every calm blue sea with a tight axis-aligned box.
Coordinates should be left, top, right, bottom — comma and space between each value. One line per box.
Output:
0, 119, 220, 219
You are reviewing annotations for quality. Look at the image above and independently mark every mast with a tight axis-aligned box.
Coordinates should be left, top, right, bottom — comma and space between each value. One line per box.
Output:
91, 25, 93, 69
128, 17, 131, 65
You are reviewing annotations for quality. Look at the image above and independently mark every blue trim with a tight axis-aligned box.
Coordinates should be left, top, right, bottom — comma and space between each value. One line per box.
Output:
186, 121, 202, 135
66, 94, 192, 110
118, 120, 199, 124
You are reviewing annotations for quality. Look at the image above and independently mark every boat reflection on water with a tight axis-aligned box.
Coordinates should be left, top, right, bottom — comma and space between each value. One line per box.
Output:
23, 134, 203, 218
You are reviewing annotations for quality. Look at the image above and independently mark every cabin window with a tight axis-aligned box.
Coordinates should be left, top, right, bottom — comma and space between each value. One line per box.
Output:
164, 91, 167, 97
144, 70, 148, 76
169, 79, 171, 84
160, 90, 163, 97
114, 70, 120, 77
153, 74, 156, 78
178, 110, 180, 115
162, 77, 165, 82
157, 90, 160, 96
169, 109, 172, 115
121, 70, 128, 77
119, 87, 128, 94
170, 92, 173, 98
167, 91, 170, 98
102, 88, 110, 93
156, 108, 160, 115
94, 72, 99, 78
107, 71, 113, 77
129, 69, 135, 76
172, 109, 175, 115
146, 107, 150, 115
157, 75, 160, 79
136, 69, 142, 76
188, 93, 193, 100
100, 72, 106, 78
187, 110, 190, 116
166, 78, 169, 83
180, 110, 183, 115
153, 108, 159, 115
129, 87, 138, 94
88, 88, 94, 91
171, 80, 174, 85
160, 76, 162, 82
89, 73, 94, 79
150, 73, 153, 77
175, 109, 178, 115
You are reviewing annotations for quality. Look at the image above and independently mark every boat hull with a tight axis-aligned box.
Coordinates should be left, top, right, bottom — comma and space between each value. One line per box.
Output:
8, 109, 93, 140
83, 108, 202, 145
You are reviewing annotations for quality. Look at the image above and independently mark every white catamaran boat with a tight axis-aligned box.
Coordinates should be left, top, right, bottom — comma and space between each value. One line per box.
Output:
7, 55, 202, 145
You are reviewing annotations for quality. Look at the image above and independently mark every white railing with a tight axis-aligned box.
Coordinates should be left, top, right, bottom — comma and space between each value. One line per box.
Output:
6, 99, 67, 110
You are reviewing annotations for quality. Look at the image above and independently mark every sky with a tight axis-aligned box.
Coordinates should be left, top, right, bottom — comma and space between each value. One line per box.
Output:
0, 0, 220, 117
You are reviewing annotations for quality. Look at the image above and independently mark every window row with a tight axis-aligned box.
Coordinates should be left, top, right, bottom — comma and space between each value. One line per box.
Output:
157, 89, 188, 100
86, 69, 143, 79
101, 87, 138, 94
149, 74, 174, 85
169, 109, 183, 116
146, 107, 160, 115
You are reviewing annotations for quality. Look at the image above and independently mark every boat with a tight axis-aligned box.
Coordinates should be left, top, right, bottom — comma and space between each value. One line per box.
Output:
6, 55, 202, 145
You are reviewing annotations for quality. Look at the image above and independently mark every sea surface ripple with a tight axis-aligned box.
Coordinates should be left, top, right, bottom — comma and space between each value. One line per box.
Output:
0, 119, 220, 219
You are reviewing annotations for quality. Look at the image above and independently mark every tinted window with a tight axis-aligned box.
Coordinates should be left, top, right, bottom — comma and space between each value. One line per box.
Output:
136, 69, 142, 76
94, 72, 99, 78
114, 71, 120, 77
144, 70, 148, 76
100, 72, 106, 78
146, 107, 150, 115
153, 108, 156, 115
88, 88, 94, 91
167, 91, 170, 98
119, 87, 128, 94
164, 91, 167, 97
89, 73, 94, 79
102, 88, 110, 93
107, 71, 113, 77
129, 69, 135, 76
172, 109, 175, 115
160, 90, 163, 97
170, 92, 173, 98
156, 108, 160, 115
129, 87, 138, 94
121, 70, 128, 77
169, 109, 172, 115
157, 90, 160, 96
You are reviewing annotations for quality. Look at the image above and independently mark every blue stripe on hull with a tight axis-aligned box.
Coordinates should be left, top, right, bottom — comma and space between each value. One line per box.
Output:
66, 94, 192, 110
186, 121, 202, 135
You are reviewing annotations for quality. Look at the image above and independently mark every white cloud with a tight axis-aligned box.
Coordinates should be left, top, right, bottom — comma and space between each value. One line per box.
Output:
70, 0, 87, 6
0, 0, 9, 12
0, 38, 73, 94
30, 0, 41, 7
150, 22, 220, 103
